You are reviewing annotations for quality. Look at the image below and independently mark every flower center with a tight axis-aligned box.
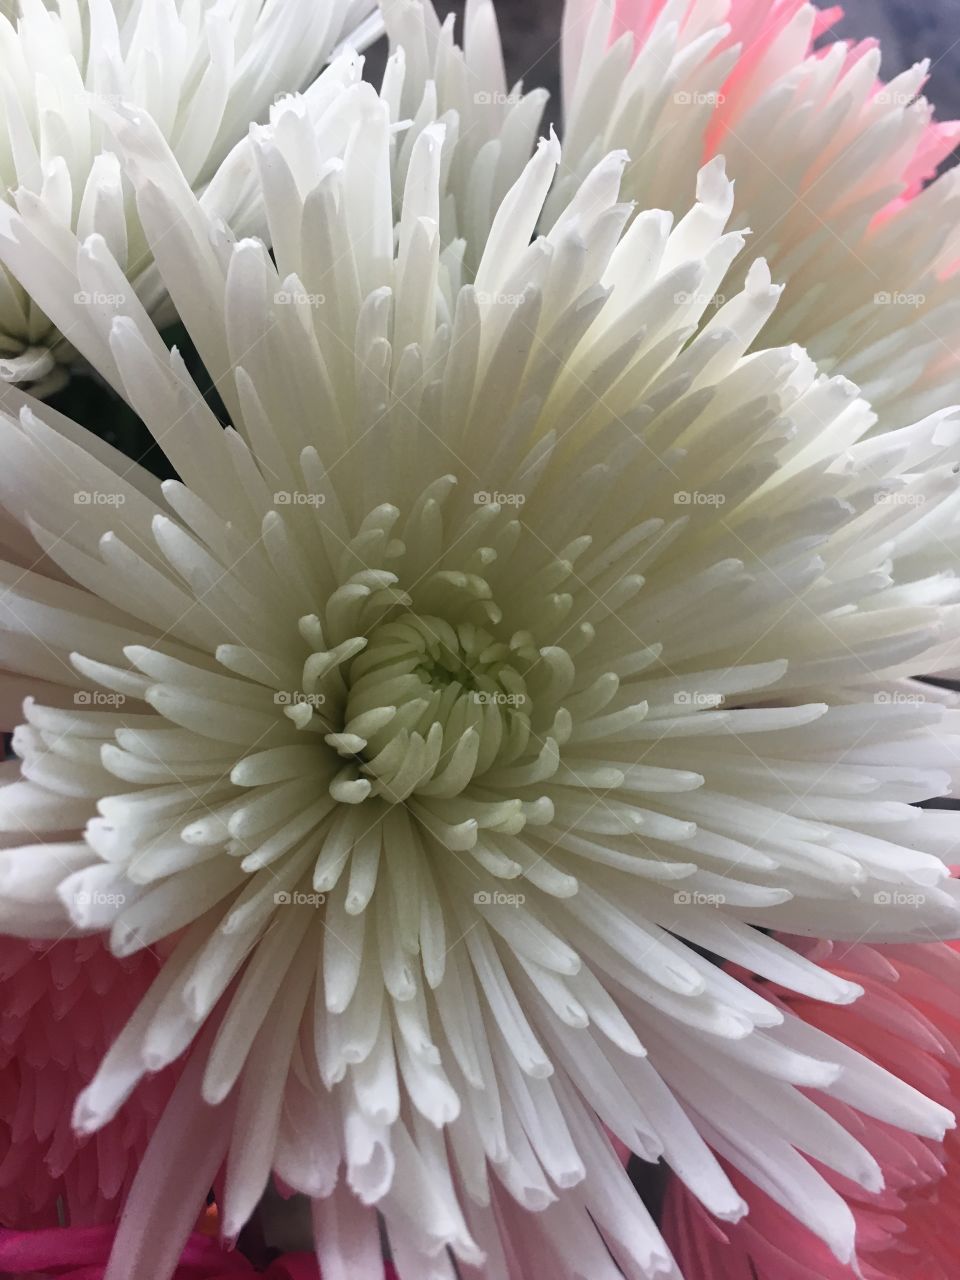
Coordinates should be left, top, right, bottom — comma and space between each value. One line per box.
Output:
326, 614, 534, 804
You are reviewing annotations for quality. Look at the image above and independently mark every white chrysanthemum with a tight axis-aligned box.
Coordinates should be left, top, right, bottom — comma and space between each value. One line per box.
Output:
379, 0, 548, 271
1, 40, 960, 1280
0, 0, 381, 387
557, 0, 960, 432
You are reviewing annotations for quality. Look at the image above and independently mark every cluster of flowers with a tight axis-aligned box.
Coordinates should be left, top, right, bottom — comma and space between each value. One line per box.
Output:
0, 0, 959, 1276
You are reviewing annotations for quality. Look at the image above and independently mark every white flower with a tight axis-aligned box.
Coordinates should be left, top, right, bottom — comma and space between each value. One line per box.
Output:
381, 0, 548, 272
0, 22, 960, 1280
557, 0, 960, 432
0, 0, 382, 387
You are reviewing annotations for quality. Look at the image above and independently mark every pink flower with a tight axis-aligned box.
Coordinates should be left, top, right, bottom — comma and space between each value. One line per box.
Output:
0, 1226, 399, 1280
0, 1228, 257, 1280
559, 0, 960, 432
662, 939, 960, 1278
0, 938, 173, 1229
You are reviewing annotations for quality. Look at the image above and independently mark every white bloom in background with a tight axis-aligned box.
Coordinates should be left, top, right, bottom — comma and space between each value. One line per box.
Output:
557, 0, 960, 432
0, 0, 382, 387
208, 0, 549, 279
0, 0, 544, 393
1, 29, 960, 1280
380, 0, 548, 273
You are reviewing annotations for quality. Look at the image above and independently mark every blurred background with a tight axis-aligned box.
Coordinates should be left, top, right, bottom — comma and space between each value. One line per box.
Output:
406, 0, 960, 125
60, 0, 960, 478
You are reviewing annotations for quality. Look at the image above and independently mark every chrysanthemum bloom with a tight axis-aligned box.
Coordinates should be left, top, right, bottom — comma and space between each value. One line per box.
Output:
0, 1224, 374, 1279
0, 0, 381, 388
0, 936, 171, 1228
1, 20, 960, 1276
662, 939, 960, 1279
558, 0, 960, 430
379, 0, 548, 272
203, 0, 548, 292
